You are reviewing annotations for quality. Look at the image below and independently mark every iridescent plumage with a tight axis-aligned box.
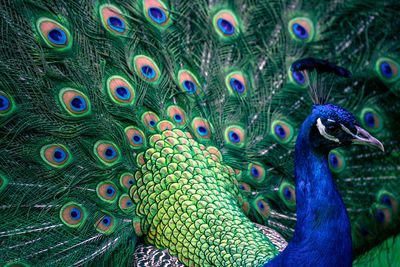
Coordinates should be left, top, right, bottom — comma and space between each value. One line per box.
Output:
0, 0, 399, 266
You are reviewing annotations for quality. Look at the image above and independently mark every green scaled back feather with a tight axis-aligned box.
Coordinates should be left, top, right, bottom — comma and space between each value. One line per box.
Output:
0, 0, 399, 266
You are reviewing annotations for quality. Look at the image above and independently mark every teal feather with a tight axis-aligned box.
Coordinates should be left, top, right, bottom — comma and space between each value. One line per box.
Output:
0, 0, 399, 266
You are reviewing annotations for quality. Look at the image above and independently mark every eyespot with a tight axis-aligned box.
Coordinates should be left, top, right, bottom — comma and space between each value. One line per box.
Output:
288, 17, 314, 42
36, 18, 71, 49
255, 198, 270, 219
119, 194, 135, 212
106, 76, 135, 105
375, 206, 392, 227
378, 191, 397, 214
59, 88, 91, 116
376, 57, 399, 82
142, 111, 159, 131
271, 121, 294, 143
120, 172, 135, 190
136, 152, 146, 166
0, 91, 15, 116
328, 150, 345, 173
213, 10, 239, 38
93, 141, 121, 166
192, 117, 212, 139
96, 181, 118, 203
248, 163, 265, 182
0, 174, 8, 193
225, 71, 247, 96
143, 0, 171, 28
381, 195, 392, 207
177, 70, 201, 97
157, 120, 174, 132
59, 202, 86, 228
279, 183, 296, 208
95, 213, 116, 235
288, 69, 309, 87
134, 55, 160, 83
241, 200, 249, 214
124, 126, 146, 149
99, 4, 128, 36
238, 182, 250, 193
224, 126, 245, 147
361, 108, 383, 132
40, 144, 71, 168
167, 105, 186, 126
356, 223, 372, 238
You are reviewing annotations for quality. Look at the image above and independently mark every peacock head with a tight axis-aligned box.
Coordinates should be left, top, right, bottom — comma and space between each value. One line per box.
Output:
309, 103, 384, 153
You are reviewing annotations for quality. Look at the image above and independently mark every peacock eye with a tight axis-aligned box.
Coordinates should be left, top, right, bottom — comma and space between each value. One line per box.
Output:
325, 124, 340, 135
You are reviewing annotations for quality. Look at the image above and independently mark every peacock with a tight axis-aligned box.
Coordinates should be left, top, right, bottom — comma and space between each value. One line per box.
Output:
1, 0, 399, 266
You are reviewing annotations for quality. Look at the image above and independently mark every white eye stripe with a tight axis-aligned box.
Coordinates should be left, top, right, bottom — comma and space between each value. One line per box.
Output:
316, 118, 340, 143
340, 123, 356, 137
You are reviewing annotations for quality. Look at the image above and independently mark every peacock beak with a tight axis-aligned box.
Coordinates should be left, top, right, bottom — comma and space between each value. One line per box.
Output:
351, 125, 384, 152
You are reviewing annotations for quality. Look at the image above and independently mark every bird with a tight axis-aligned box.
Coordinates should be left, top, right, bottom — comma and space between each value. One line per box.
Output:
0, 0, 399, 266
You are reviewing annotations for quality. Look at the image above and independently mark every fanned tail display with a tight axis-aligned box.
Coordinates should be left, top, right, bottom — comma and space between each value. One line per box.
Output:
0, 0, 399, 266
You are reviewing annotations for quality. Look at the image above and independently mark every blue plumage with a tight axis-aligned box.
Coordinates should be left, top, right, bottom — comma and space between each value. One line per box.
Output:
266, 102, 384, 266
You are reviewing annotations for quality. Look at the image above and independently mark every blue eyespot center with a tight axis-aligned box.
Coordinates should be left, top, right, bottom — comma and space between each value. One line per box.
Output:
230, 78, 245, 93
329, 154, 339, 168
292, 23, 308, 39
381, 195, 392, 207
106, 186, 115, 197
257, 201, 265, 210
284, 187, 292, 200
275, 125, 286, 139
292, 70, 306, 84
48, 28, 67, 45
364, 112, 375, 128
197, 126, 208, 136
0, 95, 10, 111
239, 185, 245, 190
148, 7, 166, 24
132, 134, 143, 144
116, 86, 131, 100
149, 120, 156, 127
375, 209, 385, 223
183, 80, 197, 94
251, 167, 259, 178
126, 200, 133, 207
217, 18, 235, 35
380, 62, 393, 78
70, 208, 81, 220
228, 131, 240, 143
102, 216, 111, 226
53, 148, 66, 162
141, 65, 156, 79
104, 147, 117, 159
70, 96, 86, 111
174, 114, 183, 123
128, 179, 134, 185
107, 17, 126, 33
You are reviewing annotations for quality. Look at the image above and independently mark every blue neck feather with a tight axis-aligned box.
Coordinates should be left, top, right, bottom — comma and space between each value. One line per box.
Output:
264, 111, 352, 266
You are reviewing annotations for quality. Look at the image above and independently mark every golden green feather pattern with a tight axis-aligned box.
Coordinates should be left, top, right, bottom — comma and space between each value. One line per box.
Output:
130, 125, 279, 266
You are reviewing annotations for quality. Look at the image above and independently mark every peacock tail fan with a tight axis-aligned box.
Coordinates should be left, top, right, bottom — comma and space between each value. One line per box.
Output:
0, 0, 399, 266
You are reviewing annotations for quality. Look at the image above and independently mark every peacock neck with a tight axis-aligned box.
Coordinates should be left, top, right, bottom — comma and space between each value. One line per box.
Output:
265, 113, 353, 266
